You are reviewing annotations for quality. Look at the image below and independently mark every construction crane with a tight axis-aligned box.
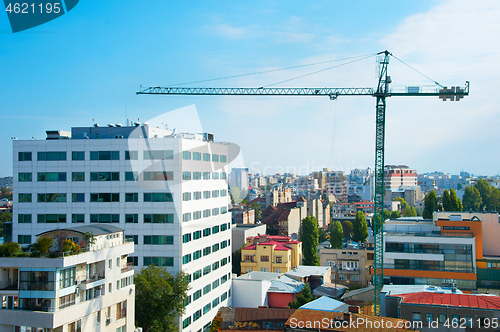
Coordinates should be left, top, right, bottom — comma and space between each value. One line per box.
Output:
136, 50, 469, 315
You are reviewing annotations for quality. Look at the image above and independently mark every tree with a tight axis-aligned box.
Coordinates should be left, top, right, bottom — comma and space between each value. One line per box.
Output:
318, 227, 328, 243
342, 220, 353, 240
300, 216, 319, 266
135, 265, 189, 332
33, 237, 53, 255
248, 202, 262, 221
0, 187, 12, 200
0, 212, 12, 234
462, 185, 482, 212
415, 206, 423, 216
0, 242, 21, 256
232, 247, 242, 276
449, 189, 462, 212
383, 210, 391, 220
390, 210, 401, 219
83, 232, 96, 249
403, 206, 417, 217
288, 282, 313, 309
352, 211, 368, 243
52, 229, 70, 252
442, 190, 451, 211
423, 190, 439, 219
330, 221, 343, 249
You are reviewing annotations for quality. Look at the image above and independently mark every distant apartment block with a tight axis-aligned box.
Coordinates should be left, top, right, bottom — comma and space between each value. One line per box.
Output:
229, 168, 249, 192
0, 225, 135, 332
0, 177, 13, 189
384, 165, 417, 190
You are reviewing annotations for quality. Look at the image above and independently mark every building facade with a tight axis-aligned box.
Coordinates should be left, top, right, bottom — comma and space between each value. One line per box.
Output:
0, 225, 135, 332
384, 165, 417, 190
12, 124, 232, 332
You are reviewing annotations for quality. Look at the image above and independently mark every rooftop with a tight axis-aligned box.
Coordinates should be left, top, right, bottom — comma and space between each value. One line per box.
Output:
285, 265, 330, 279
299, 296, 349, 312
37, 224, 123, 237
389, 292, 500, 310
268, 275, 304, 294
382, 284, 463, 295
235, 271, 283, 281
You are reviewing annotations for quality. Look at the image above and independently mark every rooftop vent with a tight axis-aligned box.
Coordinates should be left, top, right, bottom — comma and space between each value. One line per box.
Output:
134, 122, 141, 126
107, 124, 114, 127
94, 124, 100, 127
115, 123, 122, 127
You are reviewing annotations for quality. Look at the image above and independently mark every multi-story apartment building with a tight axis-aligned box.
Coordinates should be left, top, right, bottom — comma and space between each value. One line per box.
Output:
384, 165, 417, 190
0, 176, 13, 189
12, 124, 232, 332
229, 168, 249, 192
0, 225, 135, 332
324, 171, 348, 202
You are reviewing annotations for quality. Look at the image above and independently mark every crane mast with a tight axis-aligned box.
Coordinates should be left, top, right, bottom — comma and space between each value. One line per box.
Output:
137, 50, 469, 315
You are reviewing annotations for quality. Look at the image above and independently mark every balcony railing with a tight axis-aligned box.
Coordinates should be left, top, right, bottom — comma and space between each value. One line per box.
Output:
121, 263, 134, 273
81, 273, 105, 284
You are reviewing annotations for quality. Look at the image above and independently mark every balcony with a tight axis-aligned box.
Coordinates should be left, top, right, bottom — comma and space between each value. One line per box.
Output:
0, 281, 18, 291
121, 262, 134, 273
117, 308, 126, 320
81, 273, 105, 284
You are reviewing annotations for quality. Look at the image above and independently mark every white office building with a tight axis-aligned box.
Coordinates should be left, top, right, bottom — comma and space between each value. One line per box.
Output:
13, 124, 232, 332
0, 225, 135, 332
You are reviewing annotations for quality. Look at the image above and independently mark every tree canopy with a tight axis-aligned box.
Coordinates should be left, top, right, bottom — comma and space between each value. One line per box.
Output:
318, 227, 328, 243
248, 202, 262, 221
462, 179, 500, 212
288, 282, 313, 309
135, 265, 189, 332
352, 211, 368, 243
330, 221, 343, 249
300, 216, 319, 266
442, 189, 463, 212
423, 190, 439, 219
342, 220, 353, 239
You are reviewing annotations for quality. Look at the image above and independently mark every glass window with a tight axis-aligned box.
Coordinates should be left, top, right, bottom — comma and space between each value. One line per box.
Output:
426, 313, 433, 322
37, 214, 66, 223
193, 250, 202, 260
182, 233, 191, 243
144, 235, 173, 245
143, 171, 174, 181
125, 151, 138, 160
18, 172, 32, 182
183, 213, 192, 222
18, 193, 32, 202
144, 214, 174, 223
18, 152, 32, 161
182, 192, 192, 201
125, 172, 138, 181
182, 172, 191, 180
413, 313, 422, 321
203, 153, 210, 161
203, 228, 211, 237
90, 214, 119, 223
143, 150, 173, 160
90, 193, 120, 202
72, 193, 84, 202
90, 151, 119, 160
125, 193, 138, 202
143, 257, 174, 267
220, 155, 227, 163
193, 152, 201, 160
72, 172, 85, 181
38, 151, 66, 161
212, 154, 219, 162
144, 193, 173, 202
203, 191, 211, 199
212, 172, 219, 180
72, 151, 84, 160
18, 235, 31, 244
193, 211, 202, 220
72, 214, 84, 223
18, 214, 31, 223
193, 231, 202, 240
438, 314, 447, 323
125, 214, 138, 223
193, 191, 201, 200
182, 151, 191, 160
203, 172, 211, 180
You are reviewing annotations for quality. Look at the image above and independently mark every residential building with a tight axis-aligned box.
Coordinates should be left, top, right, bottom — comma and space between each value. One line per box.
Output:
384, 185, 423, 207
348, 168, 374, 202
240, 236, 302, 275
216, 306, 296, 331
285, 266, 332, 290
384, 165, 417, 190
265, 186, 293, 207
0, 177, 13, 189
325, 171, 348, 202
229, 207, 255, 225
295, 176, 319, 196
231, 224, 266, 252
229, 168, 249, 192
0, 225, 135, 332
12, 124, 232, 332
261, 201, 307, 238
386, 292, 500, 332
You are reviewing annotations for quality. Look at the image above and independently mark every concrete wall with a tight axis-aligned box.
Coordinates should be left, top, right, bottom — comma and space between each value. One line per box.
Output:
232, 279, 271, 308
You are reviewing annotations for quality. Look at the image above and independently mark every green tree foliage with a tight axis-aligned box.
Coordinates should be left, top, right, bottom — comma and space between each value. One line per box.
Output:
288, 282, 313, 309
330, 221, 343, 249
232, 247, 242, 276
135, 265, 189, 332
0, 242, 21, 257
0, 212, 12, 234
248, 202, 262, 221
33, 237, 53, 255
352, 211, 368, 243
423, 190, 439, 219
383, 210, 391, 220
318, 227, 328, 243
300, 216, 319, 266
342, 220, 353, 239
0, 187, 12, 200
449, 189, 462, 212
442, 190, 451, 211
83, 232, 96, 248
390, 210, 401, 219
474, 179, 500, 211
462, 185, 483, 212
415, 206, 423, 216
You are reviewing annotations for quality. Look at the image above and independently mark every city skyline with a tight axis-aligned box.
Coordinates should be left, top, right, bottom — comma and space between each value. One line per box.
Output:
1, 0, 500, 177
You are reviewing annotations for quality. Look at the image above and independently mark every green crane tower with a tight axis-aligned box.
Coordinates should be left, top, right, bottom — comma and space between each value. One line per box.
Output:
137, 50, 469, 315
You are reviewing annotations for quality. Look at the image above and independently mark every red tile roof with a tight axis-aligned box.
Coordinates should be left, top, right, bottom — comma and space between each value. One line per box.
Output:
242, 240, 292, 251
392, 292, 500, 310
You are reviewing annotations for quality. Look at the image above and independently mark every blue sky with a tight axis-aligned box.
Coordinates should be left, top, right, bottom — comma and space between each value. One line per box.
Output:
1, 0, 499, 177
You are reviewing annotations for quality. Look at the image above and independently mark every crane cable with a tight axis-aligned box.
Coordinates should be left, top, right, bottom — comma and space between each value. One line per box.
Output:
390, 54, 444, 88
167, 53, 378, 86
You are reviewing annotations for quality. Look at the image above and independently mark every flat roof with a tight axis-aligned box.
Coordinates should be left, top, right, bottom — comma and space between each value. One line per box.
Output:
37, 225, 123, 237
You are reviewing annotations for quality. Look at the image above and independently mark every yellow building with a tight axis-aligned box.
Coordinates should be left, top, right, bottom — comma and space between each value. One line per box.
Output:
240, 235, 302, 274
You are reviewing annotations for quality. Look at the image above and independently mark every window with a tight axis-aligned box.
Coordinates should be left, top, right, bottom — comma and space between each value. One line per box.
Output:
182, 192, 192, 201
37, 151, 66, 161
182, 213, 192, 222
220, 206, 228, 214
183, 254, 192, 264
90, 214, 120, 223
18, 193, 31, 202
127, 256, 138, 266
143, 257, 174, 266
37, 172, 66, 181
438, 314, 447, 324
260, 256, 269, 262
18, 214, 31, 223
183, 317, 191, 329
221, 274, 228, 284
144, 214, 173, 223
125, 151, 138, 160
90, 151, 119, 160
203, 247, 211, 256
203, 153, 210, 161
193, 309, 202, 322
260, 268, 269, 272
212, 297, 220, 308
220, 155, 227, 162
18, 172, 32, 182
193, 152, 201, 160
212, 190, 219, 198
125, 214, 138, 223
193, 250, 202, 260
91, 193, 120, 202
203, 303, 211, 314
38, 214, 66, 223
193, 211, 202, 220
212, 225, 220, 234
125, 193, 138, 202
144, 150, 173, 160
18, 235, 31, 244
203, 283, 211, 294
425, 313, 434, 323
221, 223, 228, 231
90, 172, 119, 181
72, 193, 84, 202
350, 274, 359, 281
203, 228, 211, 237
220, 189, 227, 197
116, 301, 127, 320
144, 193, 173, 202
125, 235, 138, 244
193, 231, 202, 240
212, 208, 219, 216
144, 235, 173, 245
193, 172, 201, 180
203, 191, 211, 199
212, 261, 219, 271
221, 292, 228, 301
203, 209, 211, 218
182, 151, 191, 160
60, 267, 75, 289
72, 151, 84, 160
452, 315, 460, 324
193, 191, 202, 200
212, 172, 219, 180
18, 152, 32, 161
125, 172, 138, 181
212, 154, 219, 162
193, 270, 202, 281
212, 244, 219, 253
220, 172, 227, 179
413, 313, 422, 321
182, 172, 192, 180
72, 172, 85, 181
203, 172, 211, 180
183, 233, 192, 243
38, 193, 67, 202
221, 257, 228, 266
72, 214, 84, 223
